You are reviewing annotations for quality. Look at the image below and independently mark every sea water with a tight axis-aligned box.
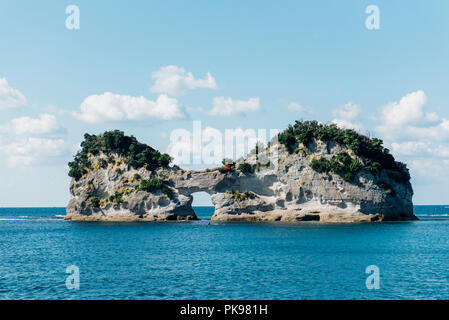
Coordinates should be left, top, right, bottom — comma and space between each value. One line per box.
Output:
0, 206, 448, 300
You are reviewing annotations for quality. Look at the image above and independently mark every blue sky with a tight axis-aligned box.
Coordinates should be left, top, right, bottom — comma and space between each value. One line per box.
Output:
0, 0, 448, 206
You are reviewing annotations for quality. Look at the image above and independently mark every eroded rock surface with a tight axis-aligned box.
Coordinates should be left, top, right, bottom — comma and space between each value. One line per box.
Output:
66, 139, 416, 222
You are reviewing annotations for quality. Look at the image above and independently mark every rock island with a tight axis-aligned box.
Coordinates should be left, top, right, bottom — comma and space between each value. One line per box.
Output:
65, 121, 416, 222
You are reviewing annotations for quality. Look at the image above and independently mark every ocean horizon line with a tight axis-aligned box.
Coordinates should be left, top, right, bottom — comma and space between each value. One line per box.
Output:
0, 204, 448, 209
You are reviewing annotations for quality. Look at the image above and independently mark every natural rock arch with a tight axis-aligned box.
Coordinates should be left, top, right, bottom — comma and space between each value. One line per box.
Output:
66, 125, 416, 222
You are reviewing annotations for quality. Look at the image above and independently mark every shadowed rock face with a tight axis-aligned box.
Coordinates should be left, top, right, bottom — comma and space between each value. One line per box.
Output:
66, 140, 416, 222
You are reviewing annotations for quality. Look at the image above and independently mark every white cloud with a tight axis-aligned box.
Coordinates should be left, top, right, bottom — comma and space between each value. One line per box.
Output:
408, 158, 449, 183
376, 90, 449, 142
0, 77, 27, 109
151, 65, 217, 96
383, 118, 449, 143
372, 90, 449, 190
8, 114, 61, 135
332, 102, 360, 121
379, 90, 429, 127
390, 141, 432, 157
332, 118, 364, 131
391, 141, 449, 158
74, 92, 185, 123
287, 102, 313, 114
331, 102, 363, 131
0, 113, 68, 167
0, 137, 67, 167
208, 97, 260, 116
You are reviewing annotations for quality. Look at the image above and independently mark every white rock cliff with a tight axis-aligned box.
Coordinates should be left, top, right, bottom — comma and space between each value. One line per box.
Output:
66, 137, 416, 222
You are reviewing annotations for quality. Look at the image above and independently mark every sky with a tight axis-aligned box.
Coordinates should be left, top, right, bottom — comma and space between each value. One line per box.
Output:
0, 0, 448, 206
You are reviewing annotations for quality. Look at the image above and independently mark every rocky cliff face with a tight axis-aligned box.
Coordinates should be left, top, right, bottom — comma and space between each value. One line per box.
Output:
66, 155, 196, 221
66, 135, 416, 222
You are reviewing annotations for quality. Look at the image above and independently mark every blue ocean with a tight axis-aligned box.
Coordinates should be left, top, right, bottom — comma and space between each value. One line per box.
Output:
0, 206, 448, 300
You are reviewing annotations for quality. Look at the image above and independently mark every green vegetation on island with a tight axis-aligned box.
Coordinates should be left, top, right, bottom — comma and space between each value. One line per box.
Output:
68, 130, 172, 180
310, 151, 362, 182
86, 175, 174, 209
137, 178, 174, 199
278, 120, 410, 183
89, 196, 101, 208
217, 158, 271, 174
237, 162, 253, 173
226, 189, 256, 201
70, 123, 410, 208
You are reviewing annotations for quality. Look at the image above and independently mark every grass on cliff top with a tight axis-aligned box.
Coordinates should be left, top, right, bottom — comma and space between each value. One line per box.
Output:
69, 121, 411, 185
278, 120, 410, 183
68, 130, 172, 181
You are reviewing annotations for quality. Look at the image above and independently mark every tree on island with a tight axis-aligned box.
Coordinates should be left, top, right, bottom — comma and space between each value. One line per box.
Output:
68, 130, 172, 181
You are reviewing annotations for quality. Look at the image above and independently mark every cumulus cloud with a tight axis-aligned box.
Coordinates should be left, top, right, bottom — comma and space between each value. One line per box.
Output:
8, 114, 62, 136
375, 90, 449, 142
371, 90, 449, 190
331, 102, 363, 131
333, 102, 360, 120
406, 119, 449, 142
151, 65, 217, 96
379, 90, 429, 127
0, 114, 68, 167
0, 137, 67, 167
0, 77, 27, 109
391, 141, 449, 158
74, 93, 185, 123
208, 97, 260, 116
390, 141, 432, 157
405, 157, 449, 185
332, 118, 364, 131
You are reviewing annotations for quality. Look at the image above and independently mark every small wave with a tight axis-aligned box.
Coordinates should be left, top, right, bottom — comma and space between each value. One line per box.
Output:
417, 214, 449, 217
54, 215, 65, 218
0, 217, 65, 222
